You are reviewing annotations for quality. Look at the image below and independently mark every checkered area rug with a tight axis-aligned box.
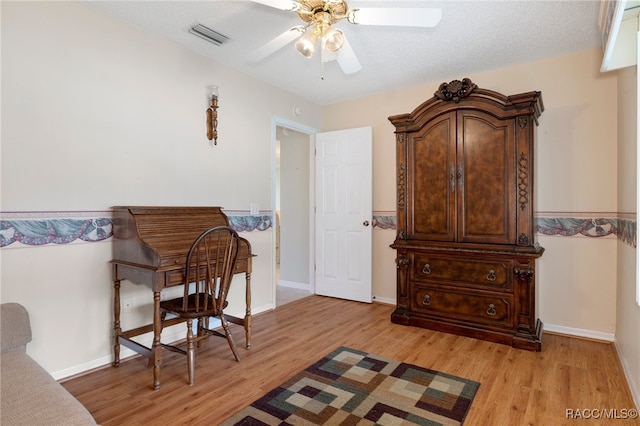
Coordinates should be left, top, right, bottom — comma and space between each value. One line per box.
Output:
221, 346, 480, 425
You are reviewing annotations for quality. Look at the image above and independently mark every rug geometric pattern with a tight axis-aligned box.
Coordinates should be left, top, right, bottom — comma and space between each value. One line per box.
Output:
221, 346, 480, 426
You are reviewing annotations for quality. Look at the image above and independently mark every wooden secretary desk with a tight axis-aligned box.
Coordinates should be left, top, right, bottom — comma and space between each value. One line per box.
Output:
110, 206, 254, 390
389, 78, 545, 351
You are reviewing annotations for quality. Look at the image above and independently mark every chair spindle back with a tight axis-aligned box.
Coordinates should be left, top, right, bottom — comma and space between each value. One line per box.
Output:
182, 226, 240, 314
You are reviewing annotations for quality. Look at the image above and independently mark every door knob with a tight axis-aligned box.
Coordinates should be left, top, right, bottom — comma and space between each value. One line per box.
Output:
363, 220, 370, 227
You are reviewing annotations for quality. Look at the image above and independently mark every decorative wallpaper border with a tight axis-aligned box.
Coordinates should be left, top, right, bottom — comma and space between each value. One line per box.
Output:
1, 211, 113, 248
536, 216, 636, 248
226, 212, 273, 232
0, 210, 636, 249
372, 213, 396, 230
372, 213, 637, 249
0, 210, 272, 248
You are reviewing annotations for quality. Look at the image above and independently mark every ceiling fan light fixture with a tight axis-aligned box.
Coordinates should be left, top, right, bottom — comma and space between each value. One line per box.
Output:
323, 27, 344, 52
295, 30, 317, 58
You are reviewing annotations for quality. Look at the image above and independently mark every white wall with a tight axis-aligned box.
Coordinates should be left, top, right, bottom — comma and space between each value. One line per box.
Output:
536, 235, 618, 337
278, 129, 310, 286
0, 1, 321, 377
615, 65, 640, 407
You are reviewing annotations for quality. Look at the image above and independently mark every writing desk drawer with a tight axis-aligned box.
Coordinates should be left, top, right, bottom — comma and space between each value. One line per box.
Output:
164, 259, 249, 287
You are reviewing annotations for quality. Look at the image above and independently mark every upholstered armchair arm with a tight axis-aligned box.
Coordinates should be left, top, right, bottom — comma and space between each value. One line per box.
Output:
1, 303, 32, 353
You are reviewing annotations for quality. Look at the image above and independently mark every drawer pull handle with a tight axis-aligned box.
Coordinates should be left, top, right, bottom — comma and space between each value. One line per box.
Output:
486, 269, 496, 281
487, 304, 497, 316
422, 295, 431, 306
422, 264, 431, 275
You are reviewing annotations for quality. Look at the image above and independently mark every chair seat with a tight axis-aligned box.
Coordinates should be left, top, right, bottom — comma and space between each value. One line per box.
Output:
160, 293, 228, 318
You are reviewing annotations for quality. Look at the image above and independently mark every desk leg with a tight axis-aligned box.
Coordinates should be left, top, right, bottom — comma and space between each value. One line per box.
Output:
152, 291, 163, 391
245, 271, 252, 349
113, 279, 121, 367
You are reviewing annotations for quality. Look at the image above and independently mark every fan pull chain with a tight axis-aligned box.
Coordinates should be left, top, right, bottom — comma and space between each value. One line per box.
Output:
320, 45, 325, 80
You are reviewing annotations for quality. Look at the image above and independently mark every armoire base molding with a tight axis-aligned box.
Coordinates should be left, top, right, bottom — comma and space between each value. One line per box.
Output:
391, 308, 543, 351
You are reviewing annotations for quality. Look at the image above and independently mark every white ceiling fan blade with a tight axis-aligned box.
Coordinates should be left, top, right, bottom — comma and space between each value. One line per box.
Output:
249, 26, 304, 62
350, 8, 442, 28
249, 0, 299, 11
335, 37, 361, 75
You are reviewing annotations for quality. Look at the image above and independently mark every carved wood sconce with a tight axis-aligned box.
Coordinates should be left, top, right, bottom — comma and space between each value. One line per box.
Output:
206, 85, 219, 145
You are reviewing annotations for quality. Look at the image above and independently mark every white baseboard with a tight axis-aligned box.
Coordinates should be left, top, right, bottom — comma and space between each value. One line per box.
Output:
372, 295, 395, 305
613, 338, 640, 410
53, 305, 278, 381
245, 303, 274, 316
278, 280, 311, 291
53, 326, 186, 381
543, 323, 615, 342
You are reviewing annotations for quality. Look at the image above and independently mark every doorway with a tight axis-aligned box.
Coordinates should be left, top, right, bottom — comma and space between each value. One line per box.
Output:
273, 118, 318, 307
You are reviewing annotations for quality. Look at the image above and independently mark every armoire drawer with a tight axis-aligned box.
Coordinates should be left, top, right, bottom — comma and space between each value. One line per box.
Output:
410, 284, 514, 328
410, 254, 511, 290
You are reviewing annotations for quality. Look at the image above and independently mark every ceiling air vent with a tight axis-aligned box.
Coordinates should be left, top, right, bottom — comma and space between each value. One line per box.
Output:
189, 23, 229, 46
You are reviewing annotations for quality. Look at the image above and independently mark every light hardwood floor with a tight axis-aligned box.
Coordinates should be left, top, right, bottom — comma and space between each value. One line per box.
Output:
276, 285, 313, 307
62, 296, 638, 425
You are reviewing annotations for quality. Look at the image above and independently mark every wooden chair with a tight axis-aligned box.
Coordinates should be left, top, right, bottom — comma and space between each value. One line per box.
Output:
159, 226, 241, 385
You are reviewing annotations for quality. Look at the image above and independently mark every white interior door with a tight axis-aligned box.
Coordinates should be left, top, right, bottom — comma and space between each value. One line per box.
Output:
315, 126, 372, 303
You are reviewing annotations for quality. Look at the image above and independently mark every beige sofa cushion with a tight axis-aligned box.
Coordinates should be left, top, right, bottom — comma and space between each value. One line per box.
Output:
1, 351, 97, 425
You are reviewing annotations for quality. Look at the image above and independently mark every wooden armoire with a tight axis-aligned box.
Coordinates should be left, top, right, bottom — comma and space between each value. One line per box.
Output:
389, 78, 544, 351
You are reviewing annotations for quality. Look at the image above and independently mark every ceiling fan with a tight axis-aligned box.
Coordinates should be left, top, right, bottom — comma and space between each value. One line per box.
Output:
249, 0, 442, 75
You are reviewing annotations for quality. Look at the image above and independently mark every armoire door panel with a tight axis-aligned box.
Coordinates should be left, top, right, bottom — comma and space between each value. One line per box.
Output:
458, 112, 516, 244
408, 113, 456, 241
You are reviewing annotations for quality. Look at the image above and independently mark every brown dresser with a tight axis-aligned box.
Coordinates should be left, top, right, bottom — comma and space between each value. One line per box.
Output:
389, 78, 544, 351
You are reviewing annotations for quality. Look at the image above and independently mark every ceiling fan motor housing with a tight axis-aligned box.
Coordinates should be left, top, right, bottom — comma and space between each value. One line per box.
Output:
297, 0, 348, 27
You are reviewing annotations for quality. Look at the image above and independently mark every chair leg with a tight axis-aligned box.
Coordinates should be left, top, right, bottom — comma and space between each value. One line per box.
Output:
186, 318, 195, 386
196, 318, 203, 348
220, 315, 240, 362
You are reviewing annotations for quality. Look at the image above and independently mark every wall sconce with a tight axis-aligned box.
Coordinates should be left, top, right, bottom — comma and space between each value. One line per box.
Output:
206, 85, 219, 145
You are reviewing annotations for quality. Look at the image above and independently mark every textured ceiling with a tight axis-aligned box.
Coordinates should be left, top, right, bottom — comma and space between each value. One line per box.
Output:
84, 1, 603, 105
